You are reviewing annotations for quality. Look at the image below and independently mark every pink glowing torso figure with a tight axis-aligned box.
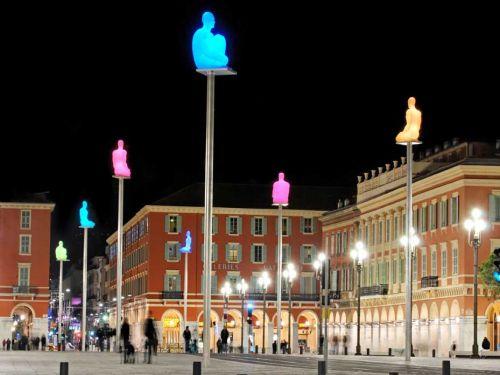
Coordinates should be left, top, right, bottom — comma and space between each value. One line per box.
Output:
112, 140, 131, 178
272, 172, 290, 206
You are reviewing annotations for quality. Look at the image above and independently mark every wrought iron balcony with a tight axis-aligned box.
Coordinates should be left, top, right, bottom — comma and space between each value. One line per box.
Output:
161, 291, 184, 300
360, 284, 388, 297
246, 292, 319, 302
12, 285, 34, 294
329, 290, 341, 300
421, 276, 439, 288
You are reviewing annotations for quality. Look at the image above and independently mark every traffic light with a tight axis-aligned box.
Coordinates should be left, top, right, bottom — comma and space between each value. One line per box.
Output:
493, 248, 500, 283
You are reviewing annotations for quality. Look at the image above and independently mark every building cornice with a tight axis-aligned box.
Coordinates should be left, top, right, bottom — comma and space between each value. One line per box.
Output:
0, 202, 55, 211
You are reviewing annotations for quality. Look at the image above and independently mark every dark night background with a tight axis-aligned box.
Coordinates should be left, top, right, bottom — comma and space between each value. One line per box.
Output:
1, 2, 498, 277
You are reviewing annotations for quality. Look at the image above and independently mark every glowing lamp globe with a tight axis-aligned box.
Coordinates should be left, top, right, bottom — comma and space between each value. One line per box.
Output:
192, 11, 229, 69
272, 172, 290, 206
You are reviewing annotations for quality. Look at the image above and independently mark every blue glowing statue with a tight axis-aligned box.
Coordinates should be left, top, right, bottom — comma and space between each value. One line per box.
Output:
180, 230, 192, 253
192, 11, 229, 69
79, 201, 95, 229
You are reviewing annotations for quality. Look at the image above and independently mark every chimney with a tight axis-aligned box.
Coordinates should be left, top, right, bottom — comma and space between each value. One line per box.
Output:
364, 172, 369, 180
378, 167, 383, 175
393, 160, 399, 168
371, 170, 376, 178
357, 175, 362, 183
385, 163, 391, 172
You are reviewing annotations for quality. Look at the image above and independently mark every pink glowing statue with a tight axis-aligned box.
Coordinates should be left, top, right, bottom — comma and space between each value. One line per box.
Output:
112, 140, 131, 178
272, 172, 290, 206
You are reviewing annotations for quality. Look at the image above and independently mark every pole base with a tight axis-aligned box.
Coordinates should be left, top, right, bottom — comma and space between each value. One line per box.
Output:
471, 343, 479, 358
355, 345, 361, 355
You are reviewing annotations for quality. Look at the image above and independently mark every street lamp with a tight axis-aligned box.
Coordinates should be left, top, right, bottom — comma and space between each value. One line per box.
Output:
350, 241, 368, 356
221, 282, 232, 326
313, 252, 327, 357
283, 263, 297, 354
464, 208, 487, 359
236, 279, 248, 354
258, 271, 271, 354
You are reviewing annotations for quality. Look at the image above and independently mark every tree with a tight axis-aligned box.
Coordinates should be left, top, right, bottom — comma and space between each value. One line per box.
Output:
479, 253, 500, 299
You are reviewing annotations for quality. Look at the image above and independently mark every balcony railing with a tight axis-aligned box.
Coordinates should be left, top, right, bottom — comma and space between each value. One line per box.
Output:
421, 276, 439, 288
360, 284, 388, 297
329, 290, 341, 300
12, 285, 34, 294
161, 291, 184, 300
247, 293, 319, 302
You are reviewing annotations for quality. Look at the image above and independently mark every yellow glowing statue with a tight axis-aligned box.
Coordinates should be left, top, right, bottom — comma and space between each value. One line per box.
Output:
396, 97, 421, 143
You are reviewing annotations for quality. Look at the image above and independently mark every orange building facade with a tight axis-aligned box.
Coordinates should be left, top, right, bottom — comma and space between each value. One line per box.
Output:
104, 184, 343, 353
0, 200, 55, 341
321, 141, 500, 356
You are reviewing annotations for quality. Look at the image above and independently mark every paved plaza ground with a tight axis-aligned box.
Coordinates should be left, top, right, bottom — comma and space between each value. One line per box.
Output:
0, 351, 499, 375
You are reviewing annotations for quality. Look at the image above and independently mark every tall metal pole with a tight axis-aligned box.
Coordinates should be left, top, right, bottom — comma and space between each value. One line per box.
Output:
184, 252, 188, 330
262, 290, 266, 354
116, 177, 124, 351
404, 141, 413, 362
276, 205, 283, 354
202, 72, 215, 367
287, 281, 291, 354
82, 228, 88, 351
58, 260, 64, 350
472, 241, 479, 358
355, 264, 361, 355
318, 274, 323, 355
323, 257, 329, 364
240, 293, 245, 353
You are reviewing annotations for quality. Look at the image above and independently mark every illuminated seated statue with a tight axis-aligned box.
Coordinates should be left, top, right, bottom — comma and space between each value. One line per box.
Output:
272, 172, 290, 206
79, 201, 95, 229
112, 140, 131, 178
396, 97, 422, 143
192, 11, 229, 69
180, 230, 192, 253
55, 241, 68, 262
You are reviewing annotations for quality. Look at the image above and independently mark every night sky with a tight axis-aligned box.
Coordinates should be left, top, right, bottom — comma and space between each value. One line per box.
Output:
1, 2, 498, 276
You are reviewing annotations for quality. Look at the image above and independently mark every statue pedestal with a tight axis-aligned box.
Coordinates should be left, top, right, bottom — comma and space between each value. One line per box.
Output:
196, 67, 237, 76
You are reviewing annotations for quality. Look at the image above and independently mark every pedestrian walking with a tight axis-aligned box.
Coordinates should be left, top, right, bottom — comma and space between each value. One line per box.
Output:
2, 339, 5, 351
481, 337, 490, 358
121, 317, 130, 363
143, 312, 157, 364
449, 341, 456, 358
41, 335, 46, 351
272, 340, 277, 354
183, 326, 191, 353
7, 338, 11, 351
220, 326, 229, 354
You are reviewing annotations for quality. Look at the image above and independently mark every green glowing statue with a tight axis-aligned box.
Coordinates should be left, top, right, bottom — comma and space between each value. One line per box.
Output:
55, 241, 68, 262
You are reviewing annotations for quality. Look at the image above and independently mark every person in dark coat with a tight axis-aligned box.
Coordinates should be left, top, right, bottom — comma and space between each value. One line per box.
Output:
144, 313, 157, 364
41, 335, 46, 351
6, 339, 11, 351
121, 318, 130, 362
481, 336, 491, 357
272, 340, 277, 354
220, 327, 229, 354
182, 327, 191, 353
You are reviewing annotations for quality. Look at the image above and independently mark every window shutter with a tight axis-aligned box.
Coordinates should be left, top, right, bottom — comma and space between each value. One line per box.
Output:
489, 194, 497, 222
164, 274, 168, 291
312, 218, 317, 233
251, 218, 256, 236
226, 217, 231, 234
213, 216, 218, 234
238, 244, 242, 262
251, 245, 255, 263
211, 275, 218, 294
300, 245, 305, 264
237, 217, 242, 235
300, 217, 305, 233
201, 273, 205, 294
176, 275, 181, 291
176, 244, 181, 261
312, 245, 317, 260
201, 215, 204, 233
213, 243, 218, 262
300, 277, 305, 294
262, 218, 267, 235
177, 216, 182, 233
287, 218, 292, 236
311, 277, 316, 294
201, 244, 204, 262
165, 215, 170, 232
262, 245, 267, 263
225, 244, 230, 262
275, 245, 279, 262
164, 242, 168, 260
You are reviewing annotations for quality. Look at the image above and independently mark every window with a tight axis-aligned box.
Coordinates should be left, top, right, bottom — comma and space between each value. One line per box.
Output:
226, 243, 241, 263
422, 249, 427, 278
378, 221, 383, 244
421, 206, 427, 232
412, 254, 418, 282
331, 269, 338, 291
392, 258, 397, 284
18, 265, 30, 286
201, 243, 218, 262
302, 218, 313, 233
342, 231, 348, 253
365, 224, 369, 245
440, 200, 448, 227
228, 217, 240, 235
336, 232, 341, 255
252, 245, 264, 263
301, 245, 315, 264
227, 275, 240, 291
19, 235, 31, 254
372, 223, 376, 245
300, 275, 315, 294
451, 196, 459, 225
385, 218, 391, 242
402, 213, 406, 235
431, 249, 437, 276
281, 244, 291, 264
21, 210, 31, 229
441, 249, 447, 278
165, 274, 180, 291
452, 247, 458, 275
380, 261, 386, 284
282, 217, 290, 236
393, 216, 399, 240
399, 257, 405, 283
165, 242, 180, 261
357, 225, 362, 241
253, 217, 264, 236
166, 215, 181, 233
201, 215, 218, 234
413, 209, 418, 233
430, 203, 437, 230
489, 194, 500, 222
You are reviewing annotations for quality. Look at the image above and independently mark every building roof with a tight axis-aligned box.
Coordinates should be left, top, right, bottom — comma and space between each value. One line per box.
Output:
152, 183, 351, 211
0, 191, 53, 204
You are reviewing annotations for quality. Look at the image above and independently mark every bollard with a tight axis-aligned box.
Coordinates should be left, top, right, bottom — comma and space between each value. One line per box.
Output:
389, 372, 398, 375
344, 346, 348, 355
442, 360, 450, 375
388, 348, 392, 356
432, 349, 436, 358
60, 362, 69, 375
255, 345, 259, 354
318, 360, 326, 375
193, 361, 202, 375
366, 348, 370, 356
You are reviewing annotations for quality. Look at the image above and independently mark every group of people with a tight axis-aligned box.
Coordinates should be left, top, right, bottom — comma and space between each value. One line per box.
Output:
119, 314, 158, 364
215, 326, 230, 354
2, 335, 46, 351
331, 335, 349, 355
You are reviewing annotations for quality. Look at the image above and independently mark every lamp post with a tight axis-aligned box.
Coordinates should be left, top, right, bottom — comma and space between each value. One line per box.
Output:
258, 271, 271, 354
350, 241, 368, 356
314, 252, 327, 359
236, 279, 248, 354
55, 241, 69, 351
79, 200, 95, 352
464, 208, 487, 359
283, 263, 296, 354
180, 231, 192, 332
221, 282, 232, 327
400, 226, 420, 357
